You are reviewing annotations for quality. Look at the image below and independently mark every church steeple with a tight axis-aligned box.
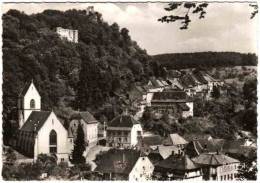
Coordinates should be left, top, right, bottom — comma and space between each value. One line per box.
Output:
18, 80, 41, 128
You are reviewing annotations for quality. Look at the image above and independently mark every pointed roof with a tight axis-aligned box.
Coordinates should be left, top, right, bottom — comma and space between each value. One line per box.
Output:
192, 152, 240, 166
19, 80, 40, 98
156, 154, 199, 171
20, 111, 51, 132
70, 111, 98, 124
108, 114, 139, 128
95, 149, 140, 175
163, 133, 188, 146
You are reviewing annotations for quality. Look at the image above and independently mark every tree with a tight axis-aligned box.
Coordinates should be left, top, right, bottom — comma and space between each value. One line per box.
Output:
159, 2, 258, 29
71, 124, 86, 164
237, 157, 257, 180
211, 85, 220, 99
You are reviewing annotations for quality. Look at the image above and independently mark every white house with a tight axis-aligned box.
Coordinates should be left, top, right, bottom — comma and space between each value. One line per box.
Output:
192, 152, 240, 181
16, 80, 71, 162
56, 27, 78, 43
95, 149, 154, 181
106, 113, 143, 148
69, 111, 99, 147
155, 154, 203, 180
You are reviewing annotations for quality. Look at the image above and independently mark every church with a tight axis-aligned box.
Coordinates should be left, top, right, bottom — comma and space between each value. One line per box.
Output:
14, 80, 72, 162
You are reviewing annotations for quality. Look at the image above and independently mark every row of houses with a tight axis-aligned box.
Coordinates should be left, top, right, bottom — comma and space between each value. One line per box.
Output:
93, 131, 253, 181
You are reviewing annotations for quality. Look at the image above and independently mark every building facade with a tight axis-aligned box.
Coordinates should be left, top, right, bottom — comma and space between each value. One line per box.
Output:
69, 111, 99, 146
16, 80, 70, 162
56, 27, 78, 43
106, 114, 143, 148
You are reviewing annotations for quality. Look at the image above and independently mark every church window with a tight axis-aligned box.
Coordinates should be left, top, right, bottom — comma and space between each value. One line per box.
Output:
49, 130, 57, 153
30, 99, 35, 109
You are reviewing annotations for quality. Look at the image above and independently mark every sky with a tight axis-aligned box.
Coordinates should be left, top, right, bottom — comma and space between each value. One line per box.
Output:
2, 2, 258, 55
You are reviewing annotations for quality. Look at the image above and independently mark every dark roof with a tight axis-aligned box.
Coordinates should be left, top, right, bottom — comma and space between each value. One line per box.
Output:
192, 153, 239, 166
184, 133, 212, 142
193, 71, 208, 84
142, 135, 162, 146
108, 114, 139, 128
179, 74, 197, 88
95, 149, 140, 175
185, 141, 204, 158
20, 111, 51, 132
70, 111, 98, 124
19, 80, 40, 97
152, 91, 189, 101
177, 103, 190, 111
156, 154, 199, 171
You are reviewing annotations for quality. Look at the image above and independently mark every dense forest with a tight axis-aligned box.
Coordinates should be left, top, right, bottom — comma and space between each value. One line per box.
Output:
153, 52, 257, 69
2, 9, 153, 145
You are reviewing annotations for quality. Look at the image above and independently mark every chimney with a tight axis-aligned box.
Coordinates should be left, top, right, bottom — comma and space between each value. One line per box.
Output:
172, 151, 175, 156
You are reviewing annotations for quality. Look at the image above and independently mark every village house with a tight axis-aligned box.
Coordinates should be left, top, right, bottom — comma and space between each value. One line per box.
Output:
163, 133, 188, 153
106, 113, 143, 148
150, 90, 194, 118
192, 152, 240, 181
56, 27, 78, 43
94, 149, 154, 181
154, 154, 203, 180
69, 111, 99, 147
15, 81, 71, 162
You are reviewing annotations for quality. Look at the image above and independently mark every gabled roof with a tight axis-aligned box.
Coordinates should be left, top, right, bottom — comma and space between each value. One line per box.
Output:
108, 114, 139, 128
185, 141, 204, 158
179, 74, 197, 88
20, 111, 51, 132
184, 133, 212, 142
152, 91, 190, 101
95, 149, 140, 175
19, 80, 39, 98
70, 111, 98, 124
192, 153, 240, 166
163, 133, 188, 146
156, 154, 199, 171
142, 135, 162, 146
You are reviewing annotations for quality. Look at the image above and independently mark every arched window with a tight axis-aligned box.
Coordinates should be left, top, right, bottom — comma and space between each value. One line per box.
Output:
49, 130, 57, 153
30, 99, 35, 109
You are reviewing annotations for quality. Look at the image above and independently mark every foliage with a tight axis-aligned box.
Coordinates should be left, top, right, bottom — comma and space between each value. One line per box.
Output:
237, 157, 257, 180
159, 2, 258, 29
2, 9, 152, 143
211, 85, 220, 99
71, 124, 86, 164
159, 2, 208, 29
153, 52, 257, 69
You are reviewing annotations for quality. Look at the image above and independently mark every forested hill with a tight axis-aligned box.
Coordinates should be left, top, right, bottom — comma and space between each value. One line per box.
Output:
152, 52, 257, 69
2, 9, 152, 132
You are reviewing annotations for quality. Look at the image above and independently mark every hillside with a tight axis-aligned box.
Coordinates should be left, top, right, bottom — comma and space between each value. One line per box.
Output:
152, 52, 257, 69
2, 9, 152, 143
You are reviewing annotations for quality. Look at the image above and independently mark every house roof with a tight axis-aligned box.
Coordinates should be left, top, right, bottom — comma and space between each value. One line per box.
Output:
179, 74, 197, 88
19, 80, 40, 98
142, 135, 163, 146
156, 145, 179, 159
185, 140, 205, 158
193, 71, 208, 84
156, 154, 199, 171
163, 133, 188, 146
70, 111, 98, 124
95, 149, 140, 175
152, 91, 190, 102
108, 114, 139, 128
184, 133, 212, 142
192, 153, 240, 166
20, 111, 51, 132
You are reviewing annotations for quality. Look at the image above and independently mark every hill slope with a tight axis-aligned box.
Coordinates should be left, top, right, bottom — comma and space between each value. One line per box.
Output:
2, 9, 152, 143
152, 52, 257, 69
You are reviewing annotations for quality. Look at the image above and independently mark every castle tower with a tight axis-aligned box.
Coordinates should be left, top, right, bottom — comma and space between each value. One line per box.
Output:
18, 80, 41, 128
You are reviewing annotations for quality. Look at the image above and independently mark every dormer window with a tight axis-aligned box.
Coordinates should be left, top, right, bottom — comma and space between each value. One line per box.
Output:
30, 99, 35, 109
